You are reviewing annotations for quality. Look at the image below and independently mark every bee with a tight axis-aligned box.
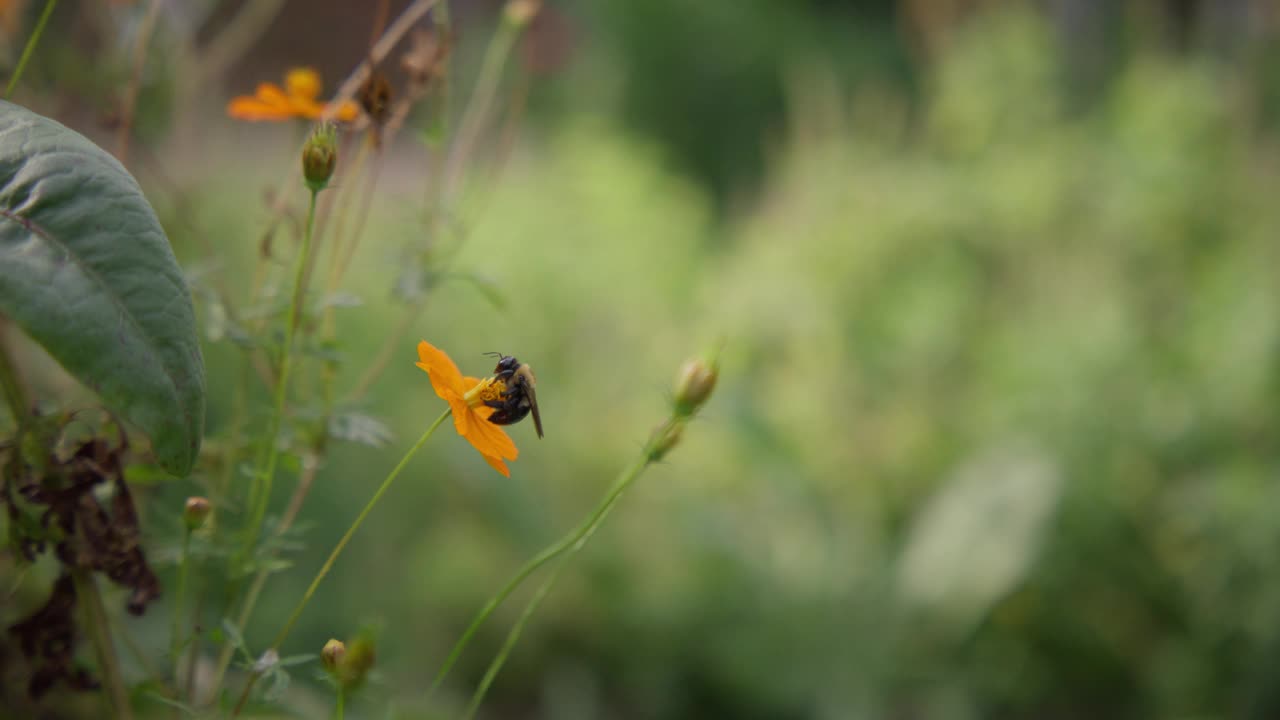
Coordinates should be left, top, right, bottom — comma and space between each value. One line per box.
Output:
483, 352, 543, 438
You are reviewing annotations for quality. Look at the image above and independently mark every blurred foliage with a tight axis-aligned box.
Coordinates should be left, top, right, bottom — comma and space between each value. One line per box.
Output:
368, 10, 1280, 718
570, 0, 913, 212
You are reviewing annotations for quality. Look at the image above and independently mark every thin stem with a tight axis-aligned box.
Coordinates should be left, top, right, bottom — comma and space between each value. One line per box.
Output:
183, 577, 203, 703
243, 189, 320, 558
210, 189, 321, 703
430, 450, 654, 695
194, 0, 285, 85
73, 569, 134, 720
322, 0, 442, 120
345, 301, 422, 403
5, 0, 57, 99
334, 147, 384, 286
170, 528, 192, 682
458, 430, 673, 716
334, 686, 346, 720
115, 0, 162, 163
464, 558, 565, 719
214, 451, 320, 690
274, 408, 450, 648
0, 321, 29, 423
442, 7, 525, 204
113, 610, 169, 693
229, 408, 452, 717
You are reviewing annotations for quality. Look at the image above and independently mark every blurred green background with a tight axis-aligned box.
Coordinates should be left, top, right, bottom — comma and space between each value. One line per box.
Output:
6, 0, 1280, 718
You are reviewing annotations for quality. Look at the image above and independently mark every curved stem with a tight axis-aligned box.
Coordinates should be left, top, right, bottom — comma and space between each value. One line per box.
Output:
5, 0, 57, 99
430, 449, 654, 696
0, 320, 28, 424
442, 5, 525, 204
276, 407, 449, 647
114, 0, 162, 163
457, 419, 682, 715
73, 569, 134, 720
229, 408, 452, 717
243, 188, 320, 558
170, 528, 192, 682
463, 556, 564, 719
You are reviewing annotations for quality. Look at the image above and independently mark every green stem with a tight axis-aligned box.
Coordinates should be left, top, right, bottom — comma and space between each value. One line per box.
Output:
275, 407, 449, 647
430, 447, 656, 697
0, 323, 28, 424
73, 569, 134, 720
441, 4, 525, 204
170, 528, 192, 683
5, 0, 57, 99
458, 422, 681, 716
183, 581, 203, 704
229, 408, 452, 717
334, 686, 346, 720
243, 188, 320, 559
464, 556, 565, 719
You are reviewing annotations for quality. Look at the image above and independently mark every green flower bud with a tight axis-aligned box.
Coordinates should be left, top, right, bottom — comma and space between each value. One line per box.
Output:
673, 356, 718, 417
337, 633, 376, 691
302, 122, 338, 191
503, 0, 541, 27
183, 496, 211, 530
648, 421, 683, 463
321, 638, 346, 675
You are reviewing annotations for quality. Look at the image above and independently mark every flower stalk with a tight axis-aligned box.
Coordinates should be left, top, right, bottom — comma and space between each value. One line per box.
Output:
170, 525, 192, 681
5, 0, 57, 99
242, 181, 321, 561
433, 349, 720, 714
230, 408, 452, 716
73, 569, 134, 720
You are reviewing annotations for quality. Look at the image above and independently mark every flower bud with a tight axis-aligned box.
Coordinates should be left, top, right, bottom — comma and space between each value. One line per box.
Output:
648, 421, 683, 463
321, 638, 346, 675
317, 632, 379, 692
302, 122, 338, 191
673, 356, 718, 417
183, 496, 211, 530
503, 0, 542, 27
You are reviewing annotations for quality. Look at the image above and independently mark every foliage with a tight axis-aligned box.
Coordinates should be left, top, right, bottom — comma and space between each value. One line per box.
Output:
0, 100, 205, 475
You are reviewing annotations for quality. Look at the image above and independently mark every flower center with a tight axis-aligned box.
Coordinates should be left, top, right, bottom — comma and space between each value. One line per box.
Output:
463, 377, 507, 409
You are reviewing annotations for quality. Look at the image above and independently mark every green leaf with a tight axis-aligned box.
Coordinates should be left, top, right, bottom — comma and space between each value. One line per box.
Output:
0, 101, 205, 475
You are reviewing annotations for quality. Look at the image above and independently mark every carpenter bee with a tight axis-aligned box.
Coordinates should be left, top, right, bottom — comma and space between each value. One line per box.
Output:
483, 352, 543, 438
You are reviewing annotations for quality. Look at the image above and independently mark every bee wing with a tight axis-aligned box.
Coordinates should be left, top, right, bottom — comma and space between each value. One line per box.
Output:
527, 381, 543, 438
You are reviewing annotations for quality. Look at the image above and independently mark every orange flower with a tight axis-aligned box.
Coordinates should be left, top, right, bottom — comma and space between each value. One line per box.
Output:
227, 67, 360, 122
416, 340, 519, 477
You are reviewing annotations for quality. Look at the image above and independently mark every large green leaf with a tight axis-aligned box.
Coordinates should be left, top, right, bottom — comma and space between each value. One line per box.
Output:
0, 101, 204, 475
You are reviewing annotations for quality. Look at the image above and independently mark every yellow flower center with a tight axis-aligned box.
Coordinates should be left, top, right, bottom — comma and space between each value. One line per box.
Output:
463, 377, 506, 409
285, 67, 322, 101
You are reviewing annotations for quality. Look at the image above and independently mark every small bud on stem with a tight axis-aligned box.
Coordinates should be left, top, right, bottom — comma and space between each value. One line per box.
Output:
302, 122, 338, 192
321, 638, 346, 675
673, 355, 719, 417
183, 496, 211, 530
503, 0, 542, 27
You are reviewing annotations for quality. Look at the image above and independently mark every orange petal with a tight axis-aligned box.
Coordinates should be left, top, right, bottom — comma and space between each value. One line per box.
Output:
285, 67, 322, 101
227, 96, 294, 121
481, 453, 511, 477
326, 100, 361, 122
254, 82, 291, 106
447, 395, 471, 437
463, 408, 518, 461
417, 341, 467, 398
289, 96, 326, 119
